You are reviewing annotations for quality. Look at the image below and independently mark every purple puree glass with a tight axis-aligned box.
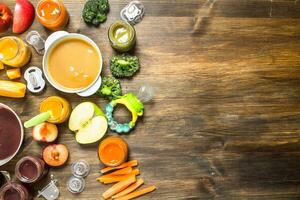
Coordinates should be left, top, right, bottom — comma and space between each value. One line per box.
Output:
0, 181, 31, 200
15, 156, 48, 184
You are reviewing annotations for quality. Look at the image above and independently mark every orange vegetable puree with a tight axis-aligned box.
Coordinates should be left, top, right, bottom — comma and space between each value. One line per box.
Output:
38, 0, 61, 22
37, 0, 69, 30
99, 136, 128, 167
48, 38, 100, 90
0, 37, 31, 68
0, 38, 18, 60
40, 96, 71, 124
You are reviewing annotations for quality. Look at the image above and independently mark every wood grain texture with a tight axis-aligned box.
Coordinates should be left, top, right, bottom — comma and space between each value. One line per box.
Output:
1, 0, 300, 199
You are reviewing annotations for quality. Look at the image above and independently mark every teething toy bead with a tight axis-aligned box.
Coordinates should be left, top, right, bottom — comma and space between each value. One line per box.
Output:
105, 104, 114, 112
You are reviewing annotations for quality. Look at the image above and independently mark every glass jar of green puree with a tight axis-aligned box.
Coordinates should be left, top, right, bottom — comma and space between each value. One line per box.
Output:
108, 20, 136, 52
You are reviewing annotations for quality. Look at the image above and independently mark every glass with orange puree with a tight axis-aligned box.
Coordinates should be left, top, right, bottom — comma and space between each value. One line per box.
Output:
40, 96, 71, 124
0, 37, 31, 68
36, 0, 69, 30
98, 136, 128, 167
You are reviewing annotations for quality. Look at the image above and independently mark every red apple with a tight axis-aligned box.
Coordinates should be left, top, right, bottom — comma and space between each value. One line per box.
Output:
0, 4, 13, 33
43, 144, 69, 167
32, 122, 58, 142
13, 0, 35, 33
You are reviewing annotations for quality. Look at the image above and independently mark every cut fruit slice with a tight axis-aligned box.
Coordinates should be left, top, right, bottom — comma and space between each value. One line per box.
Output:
75, 116, 108, 144
69, 102, 94, 131
32, 122, 58, 142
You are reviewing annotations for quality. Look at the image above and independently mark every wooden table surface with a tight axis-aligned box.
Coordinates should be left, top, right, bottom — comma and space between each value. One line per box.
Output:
1, 0, 300, 199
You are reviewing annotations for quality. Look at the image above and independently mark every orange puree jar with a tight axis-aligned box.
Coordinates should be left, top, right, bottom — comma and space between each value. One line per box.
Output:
36, 0, 69, 30
98, 136, 128, 167
40, 96, 71, 124
0, 37, 31, 68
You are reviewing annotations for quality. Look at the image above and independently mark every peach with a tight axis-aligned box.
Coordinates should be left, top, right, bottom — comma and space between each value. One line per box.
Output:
43, 144, 69, 167
32, 122, 58, 142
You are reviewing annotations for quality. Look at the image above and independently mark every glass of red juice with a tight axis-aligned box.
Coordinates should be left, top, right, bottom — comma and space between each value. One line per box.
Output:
15, 156, 48, 184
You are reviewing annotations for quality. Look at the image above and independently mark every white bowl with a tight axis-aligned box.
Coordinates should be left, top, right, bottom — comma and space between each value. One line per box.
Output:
0, 103, 24, 166
43, 31, 103, 95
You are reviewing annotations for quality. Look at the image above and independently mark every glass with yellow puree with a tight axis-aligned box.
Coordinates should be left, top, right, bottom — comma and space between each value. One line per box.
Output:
108, 20, 136, 52
40, 96, 71, 124
0, 36, 31, 68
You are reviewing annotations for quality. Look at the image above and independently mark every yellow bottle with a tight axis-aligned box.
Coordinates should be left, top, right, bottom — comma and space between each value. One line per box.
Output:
0, 36, 31, 68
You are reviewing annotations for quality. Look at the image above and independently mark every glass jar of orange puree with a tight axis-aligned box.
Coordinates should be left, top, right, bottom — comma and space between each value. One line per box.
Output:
40, 96, 71, 124
98, 136, 128, 167
36, 0, 69, 30
0, 37, 31, 68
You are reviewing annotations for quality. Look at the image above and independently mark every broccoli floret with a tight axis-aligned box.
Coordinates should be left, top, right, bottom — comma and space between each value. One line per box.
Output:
97, 76, 122, 100
82, 0, 109, 26
110, 54, 140, 78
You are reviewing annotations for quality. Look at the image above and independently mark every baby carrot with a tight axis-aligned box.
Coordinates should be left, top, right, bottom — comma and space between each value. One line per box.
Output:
112, 178, 144, 199
101, 160, 138, 174
114, 185, 156, 200
102, 176, 136, 199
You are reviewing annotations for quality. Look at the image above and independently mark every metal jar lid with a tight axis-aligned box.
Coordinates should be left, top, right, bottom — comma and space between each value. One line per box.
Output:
71, 160, 90, 178
67, 176, 85, 194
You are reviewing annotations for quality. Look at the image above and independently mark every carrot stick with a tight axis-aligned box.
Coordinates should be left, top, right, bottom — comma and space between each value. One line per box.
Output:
6, 68, 21, 80
109, 167, 132, 176
97, 169, 140, 184
102, 176, 136, 199
112, 179, 144, 199
114, 186, 156, 200
101, 160, 138, 174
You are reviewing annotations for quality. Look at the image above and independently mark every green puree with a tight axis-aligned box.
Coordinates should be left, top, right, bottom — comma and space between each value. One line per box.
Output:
108, 20, 136, 52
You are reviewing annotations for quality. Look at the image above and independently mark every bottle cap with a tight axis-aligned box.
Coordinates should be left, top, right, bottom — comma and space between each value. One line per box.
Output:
120, 1, 145, 25
67, 176, 85, 194
26, 31, 45, 55
24, 66, 46, 94
71, 160, 90, 178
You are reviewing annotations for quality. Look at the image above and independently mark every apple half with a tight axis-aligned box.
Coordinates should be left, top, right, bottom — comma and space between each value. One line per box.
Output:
69, 102, 108, 144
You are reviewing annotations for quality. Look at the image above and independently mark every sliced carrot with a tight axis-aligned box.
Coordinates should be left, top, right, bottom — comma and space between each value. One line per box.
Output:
112, 178, 144, 199
109, 167, 132, 176
102, 176, 136, 199
97, 169, 140, 184
0, 62, 4, 70
6, 68, 21, 80
101, 160, 138, 174
114, 185, 156, 200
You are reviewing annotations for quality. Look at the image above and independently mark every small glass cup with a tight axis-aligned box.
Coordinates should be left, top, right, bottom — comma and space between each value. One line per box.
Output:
40, 96, 71, 124
0, 181, 31, 200
0, 37, 31, 68
15, 156, 48, 184
108, 20, 136, 52
36, 0, 69, 30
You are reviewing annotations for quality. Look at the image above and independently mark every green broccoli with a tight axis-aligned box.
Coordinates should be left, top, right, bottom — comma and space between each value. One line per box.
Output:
97, 76, 122, 100
82, 0, 109, 26
110, 54, 140, 78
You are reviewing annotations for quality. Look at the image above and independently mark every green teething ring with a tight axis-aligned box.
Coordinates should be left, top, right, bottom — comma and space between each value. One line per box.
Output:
105, 93, 144, 133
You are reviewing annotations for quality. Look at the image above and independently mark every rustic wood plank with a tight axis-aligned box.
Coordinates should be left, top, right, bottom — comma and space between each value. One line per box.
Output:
0, 0, 300, 199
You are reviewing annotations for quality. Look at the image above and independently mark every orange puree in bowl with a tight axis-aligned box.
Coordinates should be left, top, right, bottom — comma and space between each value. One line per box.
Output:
48, 38, 101, 90
99, 136, 128, 167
